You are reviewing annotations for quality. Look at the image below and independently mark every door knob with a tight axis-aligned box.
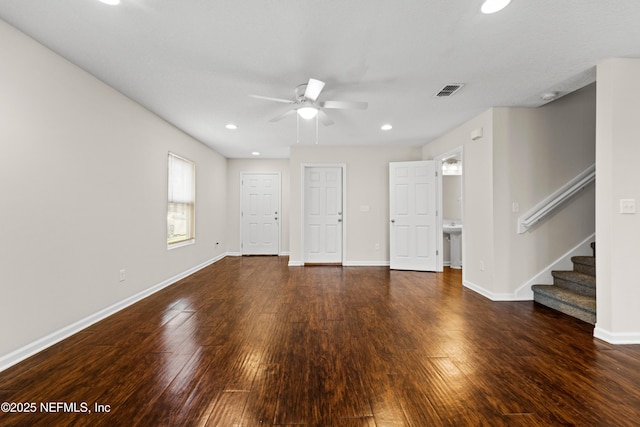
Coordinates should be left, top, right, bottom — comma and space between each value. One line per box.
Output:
338, 219, 342, 222
391, 219, 395, 223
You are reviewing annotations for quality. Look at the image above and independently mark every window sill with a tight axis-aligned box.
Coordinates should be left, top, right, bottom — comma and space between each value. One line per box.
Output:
168, 239, 195, 250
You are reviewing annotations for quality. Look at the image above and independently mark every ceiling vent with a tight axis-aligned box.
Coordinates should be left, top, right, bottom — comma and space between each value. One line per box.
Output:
435, 84, 464, 97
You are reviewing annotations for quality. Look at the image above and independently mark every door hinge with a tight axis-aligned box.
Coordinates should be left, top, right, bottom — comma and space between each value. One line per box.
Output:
436, 250, 439, 255
436, 171, 438, 177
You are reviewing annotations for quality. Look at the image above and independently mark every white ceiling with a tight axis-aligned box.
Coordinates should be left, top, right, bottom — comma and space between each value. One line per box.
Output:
1, 1, 639, 158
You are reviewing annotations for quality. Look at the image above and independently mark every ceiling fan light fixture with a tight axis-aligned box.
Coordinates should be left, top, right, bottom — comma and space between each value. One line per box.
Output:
225, 123, 238, 130
481, 0, 511, 14
297, 107, 318, 120
381, 124, 393, 131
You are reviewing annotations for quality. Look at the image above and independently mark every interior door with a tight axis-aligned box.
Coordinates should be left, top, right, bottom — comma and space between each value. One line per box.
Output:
241, 173, 280, 255
389, 161, 437, 271
304, 167, 343, 264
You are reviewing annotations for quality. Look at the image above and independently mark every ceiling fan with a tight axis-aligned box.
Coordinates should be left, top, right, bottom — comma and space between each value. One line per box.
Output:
249, 78, 368, 126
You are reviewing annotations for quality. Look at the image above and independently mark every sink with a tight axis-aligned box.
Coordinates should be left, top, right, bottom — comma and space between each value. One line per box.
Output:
443, 224, 462, 234
443, 223, 462, 269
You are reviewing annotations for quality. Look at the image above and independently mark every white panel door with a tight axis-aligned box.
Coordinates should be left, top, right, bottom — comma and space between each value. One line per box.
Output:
389, 161, 437, 271
304, 167, 343, 263
241, 173, 280, 255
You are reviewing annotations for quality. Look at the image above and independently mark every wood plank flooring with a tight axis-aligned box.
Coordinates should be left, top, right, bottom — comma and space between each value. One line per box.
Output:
2, 256, 640, 426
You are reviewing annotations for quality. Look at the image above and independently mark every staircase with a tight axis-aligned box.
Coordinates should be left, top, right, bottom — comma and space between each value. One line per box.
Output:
531, 242, 596, 324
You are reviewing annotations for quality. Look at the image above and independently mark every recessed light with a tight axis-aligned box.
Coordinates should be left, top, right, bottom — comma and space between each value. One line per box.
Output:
251, 151, 261, 156
98, 0, 120, 5
381, 124, 393, 131
225, 124, 238, 130
481, 0, 511, 14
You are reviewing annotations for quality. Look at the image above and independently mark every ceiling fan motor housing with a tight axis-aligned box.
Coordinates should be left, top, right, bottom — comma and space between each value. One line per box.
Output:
295, 83, 308, 102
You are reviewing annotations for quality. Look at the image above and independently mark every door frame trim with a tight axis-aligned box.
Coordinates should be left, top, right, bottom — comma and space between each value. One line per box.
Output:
300, 164, 347, 265
240, 172, 282, 255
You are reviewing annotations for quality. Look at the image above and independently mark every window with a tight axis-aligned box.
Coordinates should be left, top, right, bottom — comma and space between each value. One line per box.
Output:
167, 152, 195, 248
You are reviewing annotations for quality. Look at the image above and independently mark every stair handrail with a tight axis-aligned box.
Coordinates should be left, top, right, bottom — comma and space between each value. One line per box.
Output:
517, 163, 595, 234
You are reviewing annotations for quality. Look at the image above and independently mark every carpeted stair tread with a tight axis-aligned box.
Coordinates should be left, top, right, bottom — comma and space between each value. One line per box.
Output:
572, 256, 595, 268
532, 285, 596, 324
552, 270, 595, 288
572, 256, 596, 276
532, 285, 596, 309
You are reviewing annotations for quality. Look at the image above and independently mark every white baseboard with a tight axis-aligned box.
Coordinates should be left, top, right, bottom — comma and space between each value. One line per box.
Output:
342, 260, 390, 267
594, 326, 640, 344
229, 252, 290, 257
464, 233, 596, 302
512, 233, 596, 301
287, 260, 390, 267
0, 253, 225, 373
462, 279, 516, 301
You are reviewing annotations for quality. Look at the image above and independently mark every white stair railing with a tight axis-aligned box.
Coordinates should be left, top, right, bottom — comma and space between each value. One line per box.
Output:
517, 164, 595, 234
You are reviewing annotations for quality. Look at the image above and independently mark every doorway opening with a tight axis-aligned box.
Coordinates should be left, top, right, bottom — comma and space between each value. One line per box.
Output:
435, 147, 463, 272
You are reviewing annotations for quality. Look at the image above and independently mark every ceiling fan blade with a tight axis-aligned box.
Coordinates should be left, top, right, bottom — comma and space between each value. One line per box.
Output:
249, 94, 294, 104
318, 110, 334, 126
319, 100, 368, 110
304, 78, 325, 101
269, 109, 296, 122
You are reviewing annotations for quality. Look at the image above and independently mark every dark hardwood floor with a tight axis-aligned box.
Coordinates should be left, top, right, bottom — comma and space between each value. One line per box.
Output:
2, 256, 640, 426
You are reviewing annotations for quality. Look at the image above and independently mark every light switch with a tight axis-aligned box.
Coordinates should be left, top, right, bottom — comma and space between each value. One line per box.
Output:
620, 199, 636, 214
360, 205, 370, 212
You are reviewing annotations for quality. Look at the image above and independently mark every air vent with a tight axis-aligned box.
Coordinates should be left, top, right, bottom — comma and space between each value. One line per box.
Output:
435, 84, 464, 97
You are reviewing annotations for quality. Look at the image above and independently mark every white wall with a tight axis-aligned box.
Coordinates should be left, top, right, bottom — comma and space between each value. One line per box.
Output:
422, 85, 596, 299
0, 21, 227, 365
493, 85, 596, 297
226, 159, 290, 255
595, 58, 640, 343
423, 109, 496, 294
288, 145, 422, 265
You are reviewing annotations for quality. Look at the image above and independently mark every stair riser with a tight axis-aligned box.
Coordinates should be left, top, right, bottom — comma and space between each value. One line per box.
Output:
534, 294, 596, 325
553, 277, 596, 297
573, 263, 595, 276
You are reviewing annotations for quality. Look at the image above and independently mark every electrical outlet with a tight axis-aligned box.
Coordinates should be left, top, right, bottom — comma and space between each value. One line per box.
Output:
119, 269, 126, 282
479, 261, 485, 271
374, 243, 380, 251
